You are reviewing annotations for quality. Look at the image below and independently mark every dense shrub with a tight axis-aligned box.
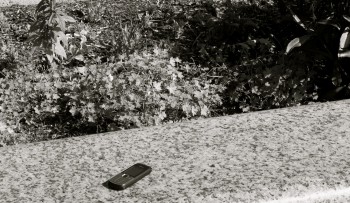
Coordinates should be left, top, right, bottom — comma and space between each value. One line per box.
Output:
220, 58, 321, 114
0, 12, 19, 78
136, 0, 305, 114
2, 0, 350, 147
0, 47, 224, 145
281, 0, 350, 101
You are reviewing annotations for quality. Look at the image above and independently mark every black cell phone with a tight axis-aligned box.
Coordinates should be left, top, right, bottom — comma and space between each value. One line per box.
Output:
108, 163, 152, 190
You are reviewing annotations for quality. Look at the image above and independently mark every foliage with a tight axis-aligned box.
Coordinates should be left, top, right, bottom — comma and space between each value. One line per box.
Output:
0, 11, 17, 77
283, 0, 350, 101
27, 0, 76, 65
220, 58, 322, 114
0, 48, 223, 144
2, 0, 350, 146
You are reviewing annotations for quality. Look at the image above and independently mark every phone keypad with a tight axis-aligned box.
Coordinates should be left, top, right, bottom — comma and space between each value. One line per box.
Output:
110, 173, 133, 185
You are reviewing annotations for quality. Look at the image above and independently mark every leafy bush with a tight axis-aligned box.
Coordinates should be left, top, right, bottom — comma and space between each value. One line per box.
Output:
0, 12, 18, 78
138, 1, 281, 66
64, 0, 154, 63
0, 47, 224, 144
135, 1, 310, 113
3, 0, 350, 147
28, 0, 76, 65
283, 0, 350, 101
220, 58, 322, 114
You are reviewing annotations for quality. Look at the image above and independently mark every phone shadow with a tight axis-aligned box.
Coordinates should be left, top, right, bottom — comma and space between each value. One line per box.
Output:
102, 181, 122, 191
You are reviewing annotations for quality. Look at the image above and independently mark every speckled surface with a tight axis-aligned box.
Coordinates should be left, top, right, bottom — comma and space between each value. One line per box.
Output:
1, 99, 350, 202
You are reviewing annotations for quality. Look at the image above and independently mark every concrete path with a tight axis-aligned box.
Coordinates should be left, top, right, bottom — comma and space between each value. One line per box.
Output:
1, 99, 350, 202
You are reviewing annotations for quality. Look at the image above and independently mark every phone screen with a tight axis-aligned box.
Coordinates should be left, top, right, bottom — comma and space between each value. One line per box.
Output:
125, 165, 146, 177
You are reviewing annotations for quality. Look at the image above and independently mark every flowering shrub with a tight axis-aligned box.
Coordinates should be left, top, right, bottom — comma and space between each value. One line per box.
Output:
0, 47, 224, 144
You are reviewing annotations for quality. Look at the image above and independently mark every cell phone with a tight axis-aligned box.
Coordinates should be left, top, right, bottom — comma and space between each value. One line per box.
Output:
108, 163, 152, 190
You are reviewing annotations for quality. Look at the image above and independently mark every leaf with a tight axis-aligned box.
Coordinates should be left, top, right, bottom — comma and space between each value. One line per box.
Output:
158, 111, 167, 120
170, 100, 177, 108
87, 102, 94, 108
54, 41, 67, 59
182, 103, 191, 115
51, 105, 60, 113
286, 35, 311, 54
169, 57, 176, 67
28, 21, 46, 33
69, 106, 77, 116
343, 15, 350, 23
338, 50, 350, 58
77, 66, 87, 74
200, 105, 209, 116
80, 29, 88, 36
128, 93, 135, 101
54, 81, 62, 88
56, 10, 76, 22
332, 67, 342, 86
153, 81, 162, 91
339, 27, 350, 51
289, 8, 308, 31
135, 78, 141, 86
191, 105, 199, 116
74, 54, 84, 61
46, 54, 53, 63
167, 82, 177, 94
34, 106, 40, 114
53, 29, 68, 47
52, 94, 60, 99
242, 106, 250, 113
88, 115, 94, 122
194, 91, 202, 99
80, 35, 87, 48
56, 14, 66, 31
238, 42, 250, 50
60, 13, 76, 23
183, 64, 191, 72
0, 11, 7, 22
318, 17, 341, 30
53, 72, 60, 78
36, 0, 50, 14
107, 73, 113, 81
332, 76, 342, 86
258, 38, 270, 45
